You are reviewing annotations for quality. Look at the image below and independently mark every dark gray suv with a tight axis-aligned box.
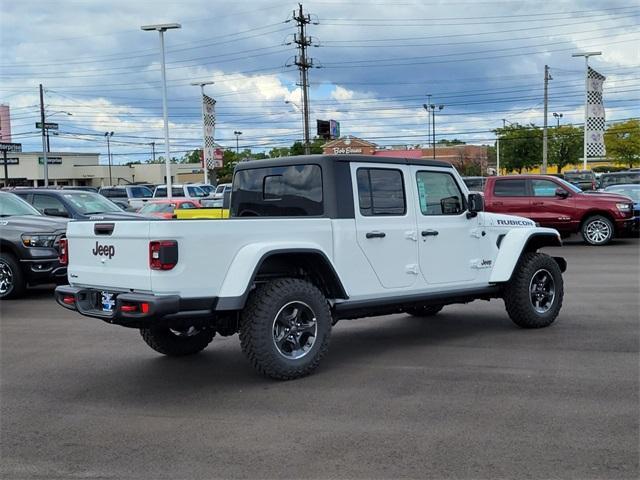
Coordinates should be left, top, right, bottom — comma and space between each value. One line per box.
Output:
0, 192, 68, 299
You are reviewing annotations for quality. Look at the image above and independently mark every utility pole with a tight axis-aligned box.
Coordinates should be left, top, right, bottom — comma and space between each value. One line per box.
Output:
150, 142, 156, 162
39, 84, 49, 187
293, 4, 314, 155
572, 51, 601, 170
542, 65, 552, 174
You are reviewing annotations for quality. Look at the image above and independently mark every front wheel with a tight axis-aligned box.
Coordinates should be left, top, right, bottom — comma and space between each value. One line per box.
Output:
0, 253, 26, 300
140, 326, 215, 356
503, 252, 563, 329
239, 278, 332, 380
582, 215, 614, 246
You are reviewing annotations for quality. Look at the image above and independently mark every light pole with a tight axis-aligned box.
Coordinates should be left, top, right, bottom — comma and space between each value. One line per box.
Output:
285, 100, 305, 149
104, 132, 114, 185
191, 81, 215, 185
497, 119, 513, 176
572, 51, 601, 170
553, 112, 563, 128
234, 131, 242, 155
423, 103, 444, 159
141, 23, 182, 199
44, 111, 72, 153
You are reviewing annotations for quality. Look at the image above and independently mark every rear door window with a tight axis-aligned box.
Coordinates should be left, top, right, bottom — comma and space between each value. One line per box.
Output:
494, 179, 528, 197
356, 168, 406, 216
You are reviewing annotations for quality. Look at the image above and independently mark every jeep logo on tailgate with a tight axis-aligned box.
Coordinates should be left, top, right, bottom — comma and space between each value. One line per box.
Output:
92, 241, 115, 259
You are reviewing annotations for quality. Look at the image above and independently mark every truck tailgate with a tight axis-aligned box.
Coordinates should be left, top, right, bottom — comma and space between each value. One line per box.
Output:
67, 220, 152, 292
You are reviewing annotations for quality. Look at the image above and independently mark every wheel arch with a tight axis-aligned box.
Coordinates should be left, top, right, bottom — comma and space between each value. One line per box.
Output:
579, 210, 616, 231
490, 229, 564, 283
0, 240, 20, 260
216, 247, 347, 311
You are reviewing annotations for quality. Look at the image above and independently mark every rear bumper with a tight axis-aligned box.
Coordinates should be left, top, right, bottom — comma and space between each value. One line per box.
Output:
54, 285, 217, 328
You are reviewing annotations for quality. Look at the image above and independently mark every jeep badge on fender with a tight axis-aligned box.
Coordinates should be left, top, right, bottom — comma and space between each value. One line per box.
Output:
92, 241, 115, 259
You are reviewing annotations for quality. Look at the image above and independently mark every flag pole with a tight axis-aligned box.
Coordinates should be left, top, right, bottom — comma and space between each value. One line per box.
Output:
572, 51, 601, 170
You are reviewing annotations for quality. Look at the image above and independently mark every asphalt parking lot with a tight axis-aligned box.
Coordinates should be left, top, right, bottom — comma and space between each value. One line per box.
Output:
1, 238, 638, 479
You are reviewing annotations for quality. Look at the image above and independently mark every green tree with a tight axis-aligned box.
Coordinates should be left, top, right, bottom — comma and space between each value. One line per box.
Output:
290, 137, 325, 155
437, 138, 466, 145
181, 149, 202, 164
269, 147, 291, 158
605, 119, 640, 168
549, 125, 583, 173
496, 124, 542, 173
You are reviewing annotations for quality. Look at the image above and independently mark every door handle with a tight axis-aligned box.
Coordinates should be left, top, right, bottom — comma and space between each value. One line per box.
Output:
421, 230, 439, 237
366, 231, 386, 239
493, 201, 503, 206
532, 201, 544, 206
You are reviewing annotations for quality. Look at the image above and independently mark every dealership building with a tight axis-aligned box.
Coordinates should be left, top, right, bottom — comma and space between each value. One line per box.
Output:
0, 151, 208, 188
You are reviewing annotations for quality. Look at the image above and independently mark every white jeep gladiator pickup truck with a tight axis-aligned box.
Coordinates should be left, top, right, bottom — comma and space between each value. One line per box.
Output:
56, 155, 566, 379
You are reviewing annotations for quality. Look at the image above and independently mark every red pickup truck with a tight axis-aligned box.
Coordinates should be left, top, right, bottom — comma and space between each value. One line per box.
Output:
483, 175, 635, 245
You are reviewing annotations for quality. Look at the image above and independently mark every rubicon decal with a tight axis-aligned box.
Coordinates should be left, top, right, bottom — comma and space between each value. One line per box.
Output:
92, 241, 115, 258
497, 219, 535, 226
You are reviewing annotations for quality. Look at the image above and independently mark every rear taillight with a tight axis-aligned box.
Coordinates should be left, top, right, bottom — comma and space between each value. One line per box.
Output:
62, 295, 75, 305
59, 238, 68, 266
149, 240, 178, 270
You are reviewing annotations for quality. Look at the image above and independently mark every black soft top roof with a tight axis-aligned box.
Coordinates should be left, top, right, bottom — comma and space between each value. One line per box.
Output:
233, 154, 453, 172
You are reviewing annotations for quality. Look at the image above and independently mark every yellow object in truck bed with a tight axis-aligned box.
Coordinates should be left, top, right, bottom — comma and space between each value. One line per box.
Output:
175, 208, 230, 220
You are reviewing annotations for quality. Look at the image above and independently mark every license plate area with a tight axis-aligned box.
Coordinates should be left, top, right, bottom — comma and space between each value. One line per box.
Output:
99, 291, 117, 312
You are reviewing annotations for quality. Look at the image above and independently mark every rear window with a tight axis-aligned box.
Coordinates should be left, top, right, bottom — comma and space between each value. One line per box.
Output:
564, 172, 594, 181
154, 187, 186, 198
187, 186, 207, 197
231, 164, 323, 217
600, 172, 640, 188
494, 179, 527, 196
100, 188, 127, 198
128, 186, 153, 198
140, 203, 174, 214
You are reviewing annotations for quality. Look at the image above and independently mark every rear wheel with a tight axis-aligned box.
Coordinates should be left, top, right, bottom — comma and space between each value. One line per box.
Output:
504, 252, 563, 329
239, 278, 331, 380
582, 215, 614, 246
140, 326, 215, 356
404, 305, 443, 317
0, 253, 26, 300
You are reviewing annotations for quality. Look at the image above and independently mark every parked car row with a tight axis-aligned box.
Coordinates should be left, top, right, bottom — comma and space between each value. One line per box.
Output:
463, 169, 640, 193
482, 175, 638, 245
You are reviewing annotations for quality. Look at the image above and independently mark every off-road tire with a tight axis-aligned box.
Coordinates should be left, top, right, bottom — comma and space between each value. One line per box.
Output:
504, 252, 563, 329
0, 253, 26, 300
239, 278, 332, 380
404, 305, 444, 317
140, 327, 215, 356
581, 215, 614, 246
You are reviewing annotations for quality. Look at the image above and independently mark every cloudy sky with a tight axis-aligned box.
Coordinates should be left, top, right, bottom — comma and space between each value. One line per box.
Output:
2, 0, 638, 163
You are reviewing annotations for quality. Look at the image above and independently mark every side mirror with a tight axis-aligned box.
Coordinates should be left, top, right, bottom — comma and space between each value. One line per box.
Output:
555, 188, 569, 198
43, 208, 69, 218
467, 192, 484, 217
